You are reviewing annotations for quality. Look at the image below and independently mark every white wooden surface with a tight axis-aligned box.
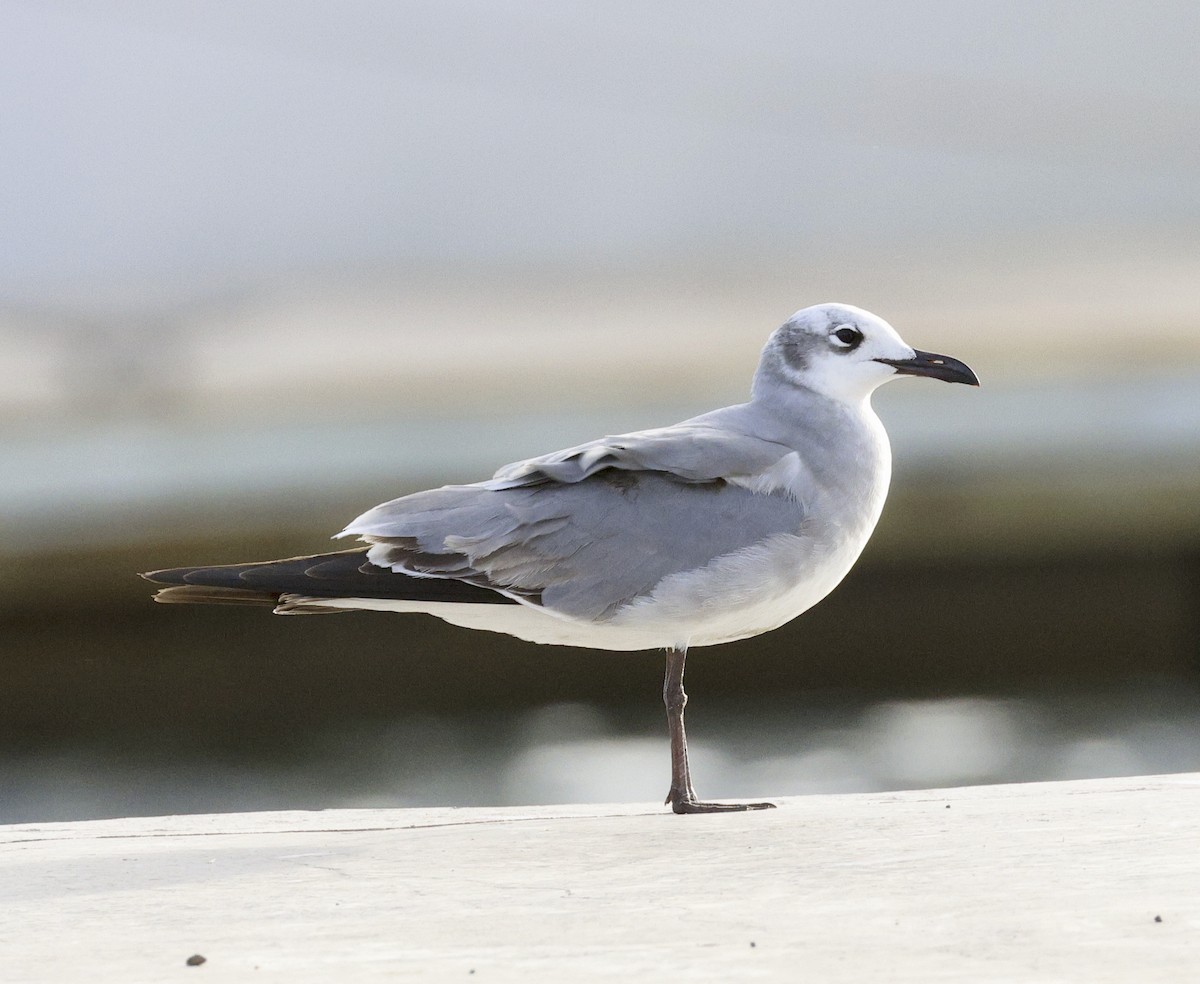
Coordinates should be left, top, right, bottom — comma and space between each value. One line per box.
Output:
4, 774, 1198, 982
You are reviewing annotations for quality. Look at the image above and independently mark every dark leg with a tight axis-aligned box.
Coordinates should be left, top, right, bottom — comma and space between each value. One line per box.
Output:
662, 647, 775, 814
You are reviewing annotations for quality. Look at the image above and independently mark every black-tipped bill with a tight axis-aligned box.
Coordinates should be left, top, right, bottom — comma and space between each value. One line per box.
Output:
875, 349, 979, 386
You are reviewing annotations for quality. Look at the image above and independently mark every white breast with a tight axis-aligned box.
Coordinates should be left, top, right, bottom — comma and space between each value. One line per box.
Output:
608, 404, 892, 648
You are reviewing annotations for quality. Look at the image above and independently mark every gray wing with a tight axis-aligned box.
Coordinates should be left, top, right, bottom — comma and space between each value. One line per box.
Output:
340, 470, 807, 623
489, 416, 796, 487
340, 413, 812, 620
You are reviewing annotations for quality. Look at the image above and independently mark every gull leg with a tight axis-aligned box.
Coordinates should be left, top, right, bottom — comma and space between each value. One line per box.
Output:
662, 647, 775, 815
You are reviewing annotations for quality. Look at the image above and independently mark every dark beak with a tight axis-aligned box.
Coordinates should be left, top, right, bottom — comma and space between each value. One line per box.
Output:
875, 349, 980, 386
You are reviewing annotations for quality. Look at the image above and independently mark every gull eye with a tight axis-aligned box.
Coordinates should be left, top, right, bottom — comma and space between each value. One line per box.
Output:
832, 326, 863, 349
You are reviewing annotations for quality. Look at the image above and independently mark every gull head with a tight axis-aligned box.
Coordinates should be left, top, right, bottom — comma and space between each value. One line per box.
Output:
753, 302, 979, 406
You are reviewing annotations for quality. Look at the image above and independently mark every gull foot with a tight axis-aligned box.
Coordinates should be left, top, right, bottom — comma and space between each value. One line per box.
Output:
666, 792, 776, 814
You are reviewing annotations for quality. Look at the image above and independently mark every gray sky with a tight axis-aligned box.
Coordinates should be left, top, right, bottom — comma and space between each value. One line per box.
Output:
5, 1, 1199, 300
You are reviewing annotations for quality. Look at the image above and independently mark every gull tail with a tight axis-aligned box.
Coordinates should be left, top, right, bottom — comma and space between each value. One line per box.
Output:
140, 548, 516, 614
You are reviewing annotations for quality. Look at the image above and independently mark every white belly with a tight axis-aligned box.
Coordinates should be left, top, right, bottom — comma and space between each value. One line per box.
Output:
286, 519, 877, 652
606, 522, 875, 648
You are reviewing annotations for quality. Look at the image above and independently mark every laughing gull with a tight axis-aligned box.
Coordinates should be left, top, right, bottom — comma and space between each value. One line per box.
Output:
143, 302, 978, 814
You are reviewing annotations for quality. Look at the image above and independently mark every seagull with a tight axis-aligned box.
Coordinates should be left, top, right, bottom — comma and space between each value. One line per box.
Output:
142, 302, 978, 814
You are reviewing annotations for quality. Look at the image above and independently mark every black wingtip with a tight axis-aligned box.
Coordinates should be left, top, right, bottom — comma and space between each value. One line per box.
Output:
151, 585, 283, 607
140, 568, 192, 586
139, 548, 524, 608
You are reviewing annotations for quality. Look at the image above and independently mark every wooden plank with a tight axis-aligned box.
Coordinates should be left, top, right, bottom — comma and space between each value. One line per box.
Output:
5, 774, 1199, 982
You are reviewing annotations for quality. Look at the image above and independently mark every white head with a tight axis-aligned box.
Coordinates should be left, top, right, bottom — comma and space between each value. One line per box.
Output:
753, 302, 978, 406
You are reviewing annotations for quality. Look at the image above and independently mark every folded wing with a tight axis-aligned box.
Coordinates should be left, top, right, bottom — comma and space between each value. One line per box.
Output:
341, 422, 810, 621
489, 419, 796, 487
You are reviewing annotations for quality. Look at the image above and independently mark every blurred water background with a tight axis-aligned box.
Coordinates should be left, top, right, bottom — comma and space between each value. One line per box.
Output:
3, 2, 1199, 823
